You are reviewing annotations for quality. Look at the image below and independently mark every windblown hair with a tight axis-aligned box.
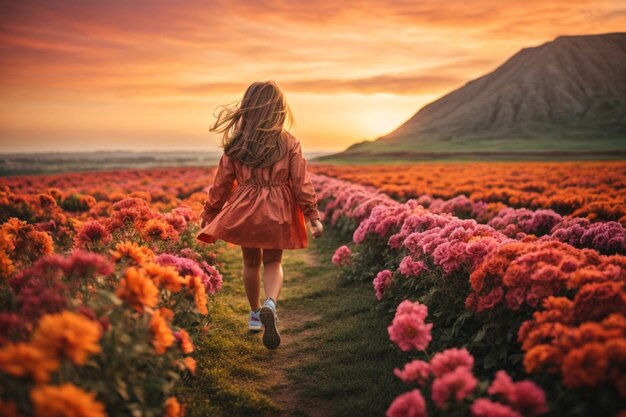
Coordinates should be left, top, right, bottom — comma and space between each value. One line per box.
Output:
210, 80, 295, 168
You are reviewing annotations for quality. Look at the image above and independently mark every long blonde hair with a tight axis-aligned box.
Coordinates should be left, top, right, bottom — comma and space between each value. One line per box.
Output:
210, 80, 295, 168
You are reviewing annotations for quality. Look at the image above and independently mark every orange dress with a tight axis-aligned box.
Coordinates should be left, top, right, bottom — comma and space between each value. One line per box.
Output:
195, 132, 321, 249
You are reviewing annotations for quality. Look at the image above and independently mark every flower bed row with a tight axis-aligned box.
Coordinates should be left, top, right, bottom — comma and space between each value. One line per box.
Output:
310, 163, 626, 255
0, 170, 223, 416
309, 161, 626, 223
311, 172, 625, 417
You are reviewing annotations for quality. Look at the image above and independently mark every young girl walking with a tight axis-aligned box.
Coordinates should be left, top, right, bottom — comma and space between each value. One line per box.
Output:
195, 80, 323, 350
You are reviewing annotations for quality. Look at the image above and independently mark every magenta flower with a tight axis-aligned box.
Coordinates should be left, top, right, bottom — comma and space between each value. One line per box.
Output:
386, 389, 427, 417
431, 366, 478, 408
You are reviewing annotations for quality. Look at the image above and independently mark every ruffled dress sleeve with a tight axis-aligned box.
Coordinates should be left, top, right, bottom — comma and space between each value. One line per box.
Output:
200, 153, 237, 224
289, 139, 321, 222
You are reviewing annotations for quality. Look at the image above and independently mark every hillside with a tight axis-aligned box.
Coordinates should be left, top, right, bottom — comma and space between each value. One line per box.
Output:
315, 33, 626, 162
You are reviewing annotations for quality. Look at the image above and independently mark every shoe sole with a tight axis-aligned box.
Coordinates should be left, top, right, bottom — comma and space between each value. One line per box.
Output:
260, 306, 280, 349
248, 325, 262, 332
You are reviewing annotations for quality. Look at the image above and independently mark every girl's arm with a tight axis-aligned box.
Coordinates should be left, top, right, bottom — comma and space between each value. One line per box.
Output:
200, 153, 237, 224
289, 140, 321, 222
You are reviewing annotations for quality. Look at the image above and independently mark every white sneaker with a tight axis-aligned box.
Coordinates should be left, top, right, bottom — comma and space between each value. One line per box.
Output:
260, 298, 280, 349
248, 308, 262, 332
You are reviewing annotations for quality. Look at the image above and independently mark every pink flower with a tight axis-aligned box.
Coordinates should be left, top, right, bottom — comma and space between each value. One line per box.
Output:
488, 371, 548, 416
163, 212, 187, 232
487, 371, 516, 404
199, 261, 223, 295
398, 256, 427, 278
373, 269, 394, 301
430, 347, 474, 377
331, 245, 352, 267
156, 253, 222, 295
63, 250, 114, 278
470, 398, 523, 417
389, 234, 406, 249
172, 204, 196, 221
393, 359, 432, 386
396, 299, 428, 321
387, 300, 432, 351
73, 220, 112, 249
431, 366, 478, 408
386, 389, 427, 417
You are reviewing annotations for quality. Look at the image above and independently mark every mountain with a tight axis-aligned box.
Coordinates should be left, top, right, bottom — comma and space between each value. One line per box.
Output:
314, 33, 626, 162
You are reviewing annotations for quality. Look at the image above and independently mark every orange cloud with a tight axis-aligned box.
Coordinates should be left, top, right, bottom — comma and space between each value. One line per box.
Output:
0, 0, 624, 152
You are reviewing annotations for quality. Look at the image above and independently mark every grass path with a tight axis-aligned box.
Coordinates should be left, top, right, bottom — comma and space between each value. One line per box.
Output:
177, 233, 408, 416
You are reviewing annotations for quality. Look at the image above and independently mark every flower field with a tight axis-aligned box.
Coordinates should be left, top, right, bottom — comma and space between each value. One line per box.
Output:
311, 165, 625, 417
0, 167, 223, 416
1, 161, 624, 417
310, 161, 626, 226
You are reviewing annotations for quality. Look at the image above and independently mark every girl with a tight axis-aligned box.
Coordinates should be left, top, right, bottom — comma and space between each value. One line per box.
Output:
195, 80, 323, 350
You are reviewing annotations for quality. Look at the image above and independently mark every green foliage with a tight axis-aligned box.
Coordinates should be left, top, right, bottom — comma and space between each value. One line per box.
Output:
60, 193, 93, 212
0, 200, 34, 223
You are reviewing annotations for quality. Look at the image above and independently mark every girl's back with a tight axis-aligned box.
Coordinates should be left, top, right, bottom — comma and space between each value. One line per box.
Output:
194, 80, 323, 350
196, 120, 320, 249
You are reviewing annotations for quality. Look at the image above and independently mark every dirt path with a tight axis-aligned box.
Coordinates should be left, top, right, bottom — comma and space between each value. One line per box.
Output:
184, 237, 407, 417
261, 248, 333, 417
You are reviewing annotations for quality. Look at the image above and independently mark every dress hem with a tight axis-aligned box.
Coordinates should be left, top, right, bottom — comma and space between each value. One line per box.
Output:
195, 229, 309, 250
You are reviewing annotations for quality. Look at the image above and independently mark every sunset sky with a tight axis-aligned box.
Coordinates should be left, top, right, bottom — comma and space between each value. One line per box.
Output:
0, 0, 624, 153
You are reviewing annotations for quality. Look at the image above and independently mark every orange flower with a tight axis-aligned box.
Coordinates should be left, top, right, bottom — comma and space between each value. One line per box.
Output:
0, 218, 23, 251
0, 399, 21, 417
0, 252, 15, 277
115, 267, 159, 312
164, 396, 185, 417
31, 383, 106, 417
31, 311, 102, 365
0, 229, 16, 253
141, 218, 177, 241
129, 190, 152, 202
520, 321, 563, 351
0, 342, 59, 383
159, 307, 175, 322
187, 275, 208, 315
523, 344, 561, 374
603, 313, 626, 330
176, 329, 194, 354
533, 297, 575, 325
183, 356, 197, 375
573, 281, 625, 322
142, 263, 185, 293
109, 241, 154, 266
562, 343, 608, 388
149, 309, 175, 355
25, 229, 54, 258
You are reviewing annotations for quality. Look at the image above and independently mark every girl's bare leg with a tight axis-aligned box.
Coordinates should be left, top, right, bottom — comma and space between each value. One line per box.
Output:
241, 247, 262, 311
262, 248, 284, 303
